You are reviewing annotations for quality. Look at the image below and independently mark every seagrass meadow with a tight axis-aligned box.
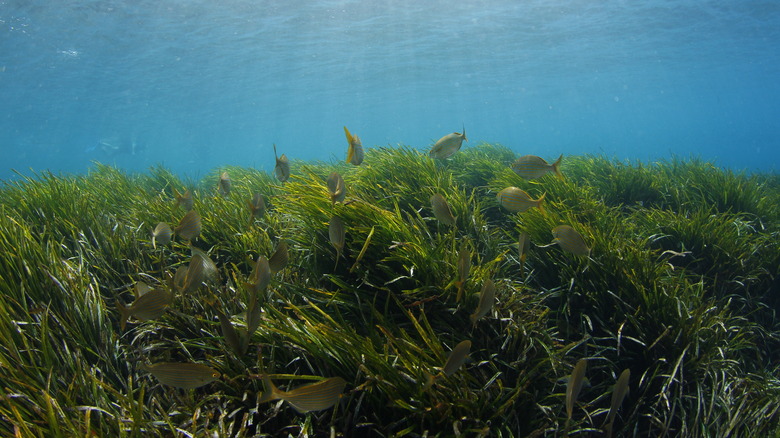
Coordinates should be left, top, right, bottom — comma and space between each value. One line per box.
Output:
0, 144, 779, 437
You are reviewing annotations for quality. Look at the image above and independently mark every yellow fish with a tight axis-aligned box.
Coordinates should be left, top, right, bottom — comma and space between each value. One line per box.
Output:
497, 187, 545, 214
268, 240, 289, 274
327, 171, 346, 204
566, 358, 588, 421
218, 171, 231, 196
173, 187, 194, 211
470, 279, 495, 326
175, 210, 202, 241
511, 154, 563, 180
344, 126, 364, 165
152, 222, 172, 249
260, 375, 347, 413
116, 286, 173, 330
429, 126, 467, 159
430, 193, 456, 226
273, 143, 290, 182
140, 362, 220, 389
552, 225, 591, 257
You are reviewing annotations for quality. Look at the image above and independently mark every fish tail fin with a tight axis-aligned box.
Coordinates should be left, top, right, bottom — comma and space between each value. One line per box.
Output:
116, 300, 130, 331
344, 127, 355, 163
537, 193, 547, 216
552, 154, 564, 179
462, 124, 467, 141
273, 143, 278, 159
259, 374, 282, 403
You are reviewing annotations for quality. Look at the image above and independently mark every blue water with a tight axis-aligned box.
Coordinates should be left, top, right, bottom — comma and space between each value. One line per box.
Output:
1, 0, 779, 180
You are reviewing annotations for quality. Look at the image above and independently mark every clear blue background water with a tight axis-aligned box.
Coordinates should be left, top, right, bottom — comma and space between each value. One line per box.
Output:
1, 0, 778, 181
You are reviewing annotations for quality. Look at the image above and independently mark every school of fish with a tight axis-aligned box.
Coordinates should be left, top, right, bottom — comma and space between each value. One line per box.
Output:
117, 126, 624, 431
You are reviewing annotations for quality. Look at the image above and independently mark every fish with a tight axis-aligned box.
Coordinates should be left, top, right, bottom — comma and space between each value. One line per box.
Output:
215, 307, 244, 356
133, 281, 153, 298
496, 187, 546, 214
173, 265, 189, 292
116, 286, 173, 330
173, 188, 194, 211
470, 279, 495, 326
152, 222, 172, 249
245, 293, 264, 340
518, 231, 531, 277
329, 216, 346, 269
249, 255, 271, 295
429, 126, 467, 159
260, 375, 347, 413
344, 126, 364, 165
273, 144, 290, 182
182, 253, 207, 294
430, 193, 456, 226
511, 154, 563, 180
327, 172, 346, 204
424, 339, 472, 388
552, 225, 591, 257
455, 244, 471, 302
605, 368, 631, 438
140, 362, 220, 389
268, 240, 289, 274
190, 246, 218, 283
175, 210, 202, 241
442, 340, 471, 376
218, 171, 231, 196
248, 193, 266, 224
566, 358, 588, 421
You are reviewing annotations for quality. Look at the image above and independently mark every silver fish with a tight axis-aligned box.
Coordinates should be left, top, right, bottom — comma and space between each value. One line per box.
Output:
429, 126, 467, 159
552, 225, 591, 257
141, 362, 220, 389
152, 222, 172, 249
496, 187, 545, 214
470, 279, 495, 325
261, 375, 347, 413
511, 154, 563, 180
430, 193, 456, 226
